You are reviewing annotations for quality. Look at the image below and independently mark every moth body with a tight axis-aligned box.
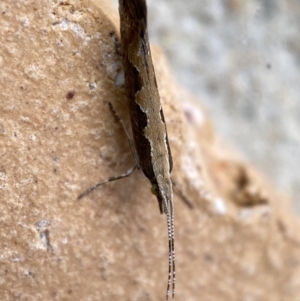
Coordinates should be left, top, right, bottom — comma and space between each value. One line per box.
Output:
119, 0, 175, 298
79, 0, 176, 298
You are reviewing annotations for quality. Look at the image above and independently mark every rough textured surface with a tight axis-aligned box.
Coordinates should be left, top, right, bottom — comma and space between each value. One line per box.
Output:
1, 1, 300, 300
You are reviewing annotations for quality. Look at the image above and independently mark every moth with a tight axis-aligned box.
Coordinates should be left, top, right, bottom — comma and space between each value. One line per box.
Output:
79, 0, 175, 298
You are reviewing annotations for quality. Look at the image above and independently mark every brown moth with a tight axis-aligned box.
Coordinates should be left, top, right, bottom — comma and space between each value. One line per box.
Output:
79, 0, 175, 298
119, 0, 175, 298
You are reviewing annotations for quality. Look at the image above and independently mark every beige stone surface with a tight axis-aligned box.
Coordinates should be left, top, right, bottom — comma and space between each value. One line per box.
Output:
1, 1, 300, 300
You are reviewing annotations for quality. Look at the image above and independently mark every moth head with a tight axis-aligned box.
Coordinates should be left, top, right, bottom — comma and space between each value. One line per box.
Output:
151, 183, 163, 214
151, 175, 172, 215
151, 183, 159, 196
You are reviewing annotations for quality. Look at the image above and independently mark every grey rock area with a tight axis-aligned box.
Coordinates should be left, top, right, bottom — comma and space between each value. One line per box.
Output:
113, 0, 300, 210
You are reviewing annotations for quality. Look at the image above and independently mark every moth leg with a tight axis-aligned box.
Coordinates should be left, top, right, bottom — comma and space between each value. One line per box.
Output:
78, 165, 137, 200
171, 178, 194, 209
78, 102, 140, 200
108, 102, 140, 168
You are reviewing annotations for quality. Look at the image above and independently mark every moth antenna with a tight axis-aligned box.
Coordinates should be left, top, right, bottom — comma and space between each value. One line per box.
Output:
170, 196, 175, 299
166, 205, 172, 300
165, 192, 175, 300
